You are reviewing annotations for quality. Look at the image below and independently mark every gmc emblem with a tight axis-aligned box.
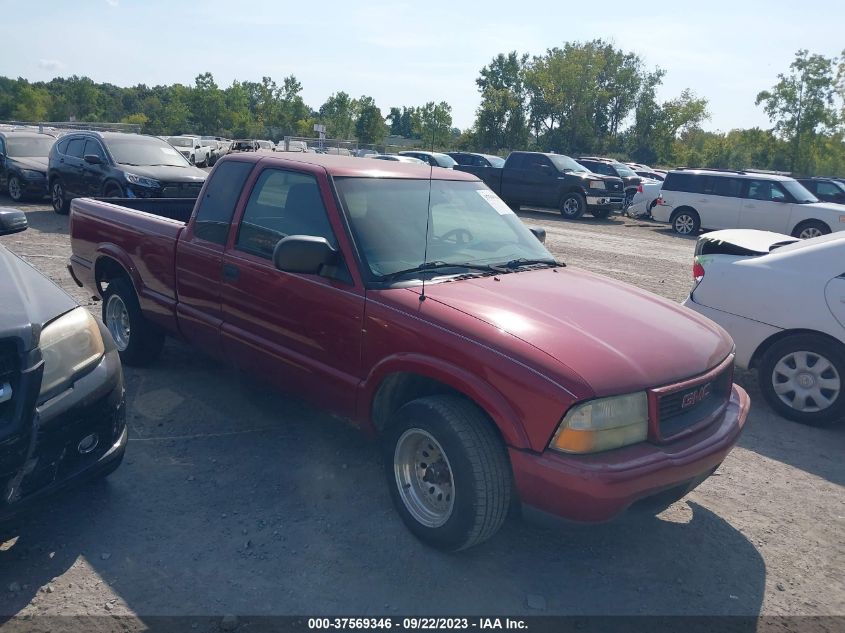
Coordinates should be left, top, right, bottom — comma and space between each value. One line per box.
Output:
681, 383, 711, 409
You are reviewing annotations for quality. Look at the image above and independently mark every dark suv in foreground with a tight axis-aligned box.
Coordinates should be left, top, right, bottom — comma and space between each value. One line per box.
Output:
48, 132, 207, 215
0, 207, 125, 521
0, 130, 55, 202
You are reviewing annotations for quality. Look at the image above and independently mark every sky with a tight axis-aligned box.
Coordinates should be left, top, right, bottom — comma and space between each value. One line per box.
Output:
1, 0, 842, 133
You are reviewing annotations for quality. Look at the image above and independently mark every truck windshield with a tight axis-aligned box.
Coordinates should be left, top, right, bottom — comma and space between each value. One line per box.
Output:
334, 178, 555, 280
109, 138, 191, 167
547, 154, 587, 173
782, 179, 818, 203
167, 137, 194, 148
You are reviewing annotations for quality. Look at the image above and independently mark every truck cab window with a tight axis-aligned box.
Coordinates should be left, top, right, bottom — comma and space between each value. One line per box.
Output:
236, 169, 337, 258
193, 160, 254, 244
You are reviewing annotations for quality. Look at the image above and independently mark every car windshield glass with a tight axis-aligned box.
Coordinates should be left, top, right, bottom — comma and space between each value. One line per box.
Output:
434, 154, 457, 168
5, 136, 54, 157
614, 164, 637, 177
486, 156, 505, 168
782, 179, 818, 203
109, 137, 190, 166
334, 178, 555, 280
168, 137, 193, 148
201, 140, 216, 146
548, 154, 587, 173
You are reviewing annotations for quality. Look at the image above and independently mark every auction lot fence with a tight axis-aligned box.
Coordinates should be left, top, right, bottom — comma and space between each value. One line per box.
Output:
0, 120, 142, 135
280, 135, 420, 156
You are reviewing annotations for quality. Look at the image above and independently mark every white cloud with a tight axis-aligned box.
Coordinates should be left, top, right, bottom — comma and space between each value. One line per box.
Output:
38, 59, 64, 71
105, 0, 118, 6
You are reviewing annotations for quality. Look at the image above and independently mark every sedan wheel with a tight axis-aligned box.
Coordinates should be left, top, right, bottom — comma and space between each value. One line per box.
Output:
672, 211, 699, 235
771, 351, 840, 414
8, 176, 23, 201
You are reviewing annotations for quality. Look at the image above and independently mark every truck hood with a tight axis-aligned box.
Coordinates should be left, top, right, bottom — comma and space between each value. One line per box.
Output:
419, 267, 734, 395
0, 244, 78, 351
8, 157, 48, 173
118, 164, 207, 183
573, 172, 624, 193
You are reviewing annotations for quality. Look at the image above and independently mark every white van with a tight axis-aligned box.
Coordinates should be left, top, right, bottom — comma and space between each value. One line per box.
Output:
653, 169, 845, 238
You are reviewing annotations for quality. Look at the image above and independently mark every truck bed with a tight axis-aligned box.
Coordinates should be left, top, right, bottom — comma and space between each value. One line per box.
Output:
69, 197, 193, 321
454, 165, 503, 193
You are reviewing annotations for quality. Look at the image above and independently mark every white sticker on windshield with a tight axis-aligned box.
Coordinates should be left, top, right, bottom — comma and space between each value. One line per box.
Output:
477, 189, 514, 215
161, 147, 178, 156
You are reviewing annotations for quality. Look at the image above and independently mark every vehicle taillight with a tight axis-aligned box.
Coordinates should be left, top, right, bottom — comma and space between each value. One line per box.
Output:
693, 259, 705, 283
637, 184, 643, 193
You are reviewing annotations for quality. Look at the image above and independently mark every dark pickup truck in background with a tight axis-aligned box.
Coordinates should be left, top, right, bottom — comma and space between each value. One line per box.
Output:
67, 152, 748, 550
454, 151, 625, 219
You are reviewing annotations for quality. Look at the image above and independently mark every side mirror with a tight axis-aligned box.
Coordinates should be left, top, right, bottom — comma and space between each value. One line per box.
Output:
273, 235, 338, 275
195, 145, 201, 150
83, 154, 103, 165
0, 207, 27, 236
529, 227, 546, 244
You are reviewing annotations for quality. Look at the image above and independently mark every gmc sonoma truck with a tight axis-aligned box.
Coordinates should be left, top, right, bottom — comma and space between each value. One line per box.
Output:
68, 153, 749, 550
1, 208, 125, 522
454, 151, 625, 219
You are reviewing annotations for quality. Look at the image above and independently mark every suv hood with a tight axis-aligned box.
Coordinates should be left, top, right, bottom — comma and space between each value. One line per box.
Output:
8, 157, 48, 173
118, 164, 207, 183
418, 267, 733, 395
0, 244, 77, 351
575, 172, 624, 192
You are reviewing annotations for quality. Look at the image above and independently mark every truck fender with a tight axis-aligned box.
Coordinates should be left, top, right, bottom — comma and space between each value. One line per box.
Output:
94, 244, 144, 298
359, 353, 531, 449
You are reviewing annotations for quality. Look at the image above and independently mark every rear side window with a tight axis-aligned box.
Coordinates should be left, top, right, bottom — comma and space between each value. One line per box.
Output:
817, 181, 841, 196
192, 160, 254, 245
65, 138, 86, 159
702, 176, 742, 197
55, 138, 69, 155
663, 172, 701, 193
236, 169, 336, 259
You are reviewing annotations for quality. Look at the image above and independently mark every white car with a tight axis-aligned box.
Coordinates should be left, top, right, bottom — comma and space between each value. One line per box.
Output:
625, 178, 662, 218
682, 229, 845, 426
653, 169, 845, 238
166, 136, 211, 167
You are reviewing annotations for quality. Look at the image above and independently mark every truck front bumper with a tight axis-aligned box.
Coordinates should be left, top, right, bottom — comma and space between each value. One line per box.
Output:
509, 384, 749, 523
586, 195, 624, 210
0, 344, 126, 522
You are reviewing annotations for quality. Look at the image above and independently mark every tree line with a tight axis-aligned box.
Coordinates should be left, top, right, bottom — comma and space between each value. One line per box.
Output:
1, 41, 843, 175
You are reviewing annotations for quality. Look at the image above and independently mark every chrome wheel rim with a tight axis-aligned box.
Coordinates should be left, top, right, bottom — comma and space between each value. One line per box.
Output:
674, 214, 694, 234
8, 177, 21, 200
51, 182, 63, 210
562, 197, 581, 216
772, 351, 841, 413
105, 294, 131, 351
799, 227, 823, 239
394, 429, 455, 528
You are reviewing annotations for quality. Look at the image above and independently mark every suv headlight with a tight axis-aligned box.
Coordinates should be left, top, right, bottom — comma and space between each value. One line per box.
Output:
39, 308, 105, 399
20, 169, 45, 179
549, 392, 648, 454
124, 172, 160, 188
588, 180, 606, 190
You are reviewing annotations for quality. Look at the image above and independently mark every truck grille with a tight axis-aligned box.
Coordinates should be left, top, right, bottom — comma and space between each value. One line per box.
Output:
649, 356, 734, 440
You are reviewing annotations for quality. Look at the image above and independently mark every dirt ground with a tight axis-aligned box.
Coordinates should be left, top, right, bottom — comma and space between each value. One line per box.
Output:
0, 198, 842, 626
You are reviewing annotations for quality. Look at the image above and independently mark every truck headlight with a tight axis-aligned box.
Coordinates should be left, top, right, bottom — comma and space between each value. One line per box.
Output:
39, 308, 105, 398
549, 392, 648, 454
124, 172, 160, 188
588, 180, 606, 190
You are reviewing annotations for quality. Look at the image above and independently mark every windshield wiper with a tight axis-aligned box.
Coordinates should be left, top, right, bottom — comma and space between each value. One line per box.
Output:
380, 261, 506, 282
499, 258, 563, 269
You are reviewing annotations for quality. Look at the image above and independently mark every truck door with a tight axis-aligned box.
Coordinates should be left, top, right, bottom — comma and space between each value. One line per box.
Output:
175, 159, 255, 357
505, 154, 556, 207
220, 166, 365, 418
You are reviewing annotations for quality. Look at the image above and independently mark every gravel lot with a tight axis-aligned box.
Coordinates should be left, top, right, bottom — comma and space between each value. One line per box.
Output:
0, 198, 842, 626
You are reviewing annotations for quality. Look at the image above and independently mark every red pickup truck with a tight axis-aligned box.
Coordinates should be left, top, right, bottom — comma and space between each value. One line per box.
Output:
68, 153, 749, 550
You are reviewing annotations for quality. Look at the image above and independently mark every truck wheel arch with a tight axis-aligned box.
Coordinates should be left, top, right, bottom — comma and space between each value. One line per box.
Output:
94, 251, 141, 299
364, 360, 530, 450
749, 328, 845, 370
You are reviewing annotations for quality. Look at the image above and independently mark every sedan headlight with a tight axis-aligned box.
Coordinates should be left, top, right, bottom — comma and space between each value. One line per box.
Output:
124, 172, 160, 188
549, 392, 648, 454
39, 308, 105, 398
588, 180, 606, 190
20, 169, 45, 179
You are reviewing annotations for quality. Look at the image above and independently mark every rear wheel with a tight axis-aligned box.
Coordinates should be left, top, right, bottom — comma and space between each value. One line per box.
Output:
670, 208, 700, 235
560, 192, 586, 219
791, 220, 830, 240
51, 180, 69, 215
102, 277, 165, 366
759, 334, 844, 426
8, 175, 23, 202
383, 395, 512, 551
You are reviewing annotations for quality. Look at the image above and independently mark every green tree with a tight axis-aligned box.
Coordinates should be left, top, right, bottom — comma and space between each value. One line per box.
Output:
756, 49, 840, 173
355, 95, 386, 144
474, 52, 530, 152
11, 83, 52, 121
191, 72, 225, 135
319, 91, 358, 139
414, 101, 452, 150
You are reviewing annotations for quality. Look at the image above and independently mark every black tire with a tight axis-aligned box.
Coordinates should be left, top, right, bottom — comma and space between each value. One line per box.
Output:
758, 334, 845, 426
51, 179, 70, 215
102, 277, 165, 366
383, 395, 512, 551
791, 220, 830, 240
103, 182, 124, 198
8, 175, 23, 202
590, 208, 611, 219
670, 208, 700, 235
559, 192, 586, 219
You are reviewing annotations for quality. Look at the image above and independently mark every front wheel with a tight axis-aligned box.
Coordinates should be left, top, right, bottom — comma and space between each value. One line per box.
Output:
560, 192, 586, 219
791, 220, 830, 240
103, 182, 124, 198
51, 180, 69, 215
671, 209, 700, 235
384, 395, 512, 551
8, 175, 23, 202
759, 335, 844, 426
102, 278, 165, 366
